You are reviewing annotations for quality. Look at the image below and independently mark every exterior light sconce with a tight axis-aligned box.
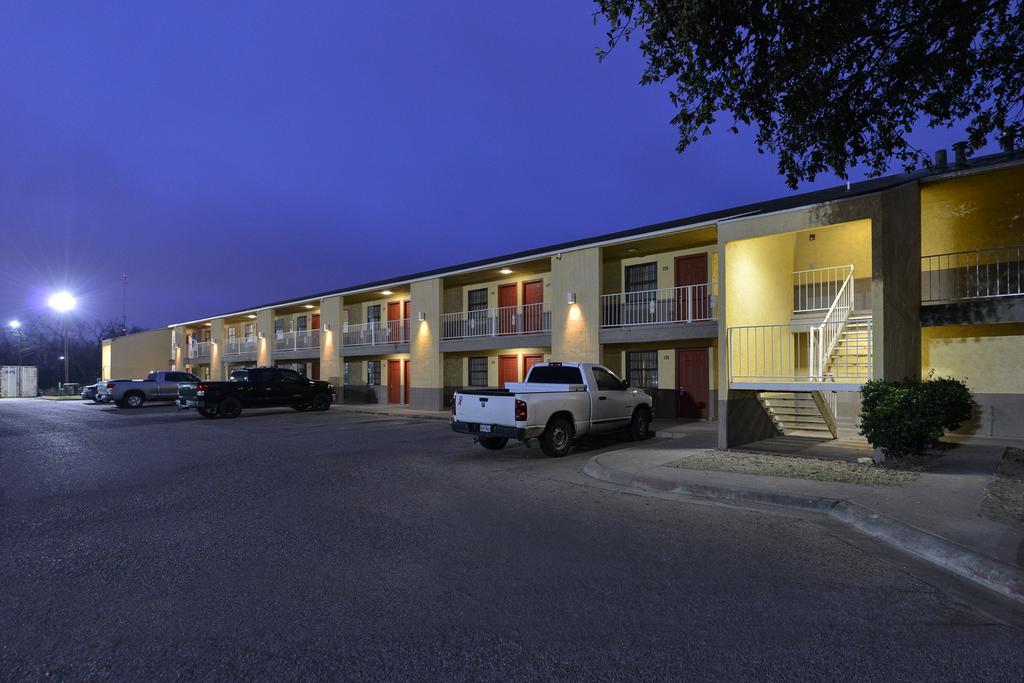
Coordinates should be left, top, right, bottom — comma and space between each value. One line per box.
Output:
258, 332, 265, 339
324, 323, 332, 331
567, 291, 577, 305
418, 311, 426, 322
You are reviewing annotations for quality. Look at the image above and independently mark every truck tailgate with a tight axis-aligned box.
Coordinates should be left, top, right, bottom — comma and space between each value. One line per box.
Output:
454, 392, 517, 426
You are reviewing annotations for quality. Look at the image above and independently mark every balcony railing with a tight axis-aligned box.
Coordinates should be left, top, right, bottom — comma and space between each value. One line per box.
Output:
600, 283, 716, 327
273, 329, 320, 352
441, 303, 551, 340
188, 341, 211, 359
343, 319, 410, 347
224, 336, 258, 356
922, 245, 1024, 303
727, 320, 872, 385
793, 265, 854, 313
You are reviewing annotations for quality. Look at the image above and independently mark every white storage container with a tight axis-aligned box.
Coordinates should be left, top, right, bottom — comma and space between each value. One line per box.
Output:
1, 366, 38, 398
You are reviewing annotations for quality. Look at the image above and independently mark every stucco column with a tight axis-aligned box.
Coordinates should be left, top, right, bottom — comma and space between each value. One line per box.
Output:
319, 295, 343, 386
551, 247, 601, 362
210, 318, 225, 380
410, 278, 443, 410
256, 309, 274, 367
172, 325, 188, 371
871, 183, 922, 381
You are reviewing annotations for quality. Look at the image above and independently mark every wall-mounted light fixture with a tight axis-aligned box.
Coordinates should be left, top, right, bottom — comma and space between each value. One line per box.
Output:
303, 304, 315, 309
324, 323, 332, 331
258, 332, 265, 339
499, 268, 513, 275
567, 291, 577, 305
247, 314, 257, 319
418, 311, 426, 322
382, 290, 393, 296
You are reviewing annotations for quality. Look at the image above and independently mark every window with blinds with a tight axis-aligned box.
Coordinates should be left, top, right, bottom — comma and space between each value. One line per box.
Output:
626, 350, 658, 388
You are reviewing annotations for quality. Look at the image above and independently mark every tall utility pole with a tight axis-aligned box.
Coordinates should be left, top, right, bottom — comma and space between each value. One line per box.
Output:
122, 273, 128, 335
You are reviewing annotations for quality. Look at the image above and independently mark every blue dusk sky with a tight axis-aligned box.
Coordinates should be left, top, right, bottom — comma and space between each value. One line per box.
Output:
0, 2, 988, 329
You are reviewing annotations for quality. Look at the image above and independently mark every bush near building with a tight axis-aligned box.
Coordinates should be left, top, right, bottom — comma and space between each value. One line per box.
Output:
859, 375, 974, 457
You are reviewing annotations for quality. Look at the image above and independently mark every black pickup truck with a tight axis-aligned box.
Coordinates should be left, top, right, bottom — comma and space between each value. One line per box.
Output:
177, 367, 336, 418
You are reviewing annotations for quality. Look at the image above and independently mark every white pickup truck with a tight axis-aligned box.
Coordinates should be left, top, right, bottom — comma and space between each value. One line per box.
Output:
451, 362, 653, 457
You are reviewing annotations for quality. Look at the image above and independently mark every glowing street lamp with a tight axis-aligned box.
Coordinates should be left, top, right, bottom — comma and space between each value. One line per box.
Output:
48, 291, 77, 390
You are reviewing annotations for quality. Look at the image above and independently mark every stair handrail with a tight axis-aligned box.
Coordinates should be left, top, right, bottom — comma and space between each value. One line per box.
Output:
814, 266, 855, 379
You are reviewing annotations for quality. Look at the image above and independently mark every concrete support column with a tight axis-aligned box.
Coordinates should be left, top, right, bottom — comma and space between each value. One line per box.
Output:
319, 295, 343, 386
410, 278, 442, 410
171, 325, 188, 371
551, 247, 602, 362
256, 309, 274, 367
210, 318, 225, 380
871, 183, 922, 381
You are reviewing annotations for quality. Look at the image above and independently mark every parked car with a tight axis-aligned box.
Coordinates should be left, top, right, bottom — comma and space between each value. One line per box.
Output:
451, 361, 653, 457
105, 371, 202, 409
94, 379, 128, 404
80, 382, 101, 402
177, 367, 335, 418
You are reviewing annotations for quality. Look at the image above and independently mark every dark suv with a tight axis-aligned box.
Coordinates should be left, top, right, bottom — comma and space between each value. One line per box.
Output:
177, 367, 335, 418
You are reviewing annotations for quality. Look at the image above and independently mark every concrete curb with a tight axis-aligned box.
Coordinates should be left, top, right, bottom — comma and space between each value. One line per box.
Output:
583, 455, 1024, 606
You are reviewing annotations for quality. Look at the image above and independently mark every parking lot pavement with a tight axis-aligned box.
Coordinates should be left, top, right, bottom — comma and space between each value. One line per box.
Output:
1, 398, 1023, 679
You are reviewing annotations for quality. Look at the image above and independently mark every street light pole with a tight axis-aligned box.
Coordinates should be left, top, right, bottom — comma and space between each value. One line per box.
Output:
8, 320, 23, 396
62, 314, 69, 388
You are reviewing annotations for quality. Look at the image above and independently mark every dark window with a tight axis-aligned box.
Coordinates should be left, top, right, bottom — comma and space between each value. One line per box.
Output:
296, 315, 308, 331
626, 351, 658, 388
343, 363, 349, 384
366, 305, 381, 324
164, 372, 185, 382
526, 365, 583, 384
274, 319, 285, 333
625, 262, 657, 292
279, 369, 304, 383
249, 369, 274, 384
367, 360, 381, 385
185, 374, 200, 383
229, 370, 249, 382
468, 357, 488, 386
592, 367, 623, 391
467, 288, 489, 312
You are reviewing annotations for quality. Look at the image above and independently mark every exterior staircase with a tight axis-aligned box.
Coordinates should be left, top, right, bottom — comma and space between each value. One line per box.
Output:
756, 391, 838, 437
820, 315, 872, 381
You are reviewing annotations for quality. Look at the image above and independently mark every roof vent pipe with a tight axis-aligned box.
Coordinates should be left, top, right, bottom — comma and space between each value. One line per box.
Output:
1000, 131, 1017, 153
952, 141, 968, 165
934, 149, 948, 169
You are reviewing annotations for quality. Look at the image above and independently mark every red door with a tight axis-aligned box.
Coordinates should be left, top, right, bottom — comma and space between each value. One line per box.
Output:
403, 300, 411, 342
403, 360, 410, 405
498, 355, 519, 388
311, 360, 320, 380
676, 348, 710, 419
675, 253, 709, 321
387, 301, 402, 341
387, 359, 402, 404
522, 279, 543, 332
522, 354, 543, 380
497, 283, 517, 334
312, 313, 321, 330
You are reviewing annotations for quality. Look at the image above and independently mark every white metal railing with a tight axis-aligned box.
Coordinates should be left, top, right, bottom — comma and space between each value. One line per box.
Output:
793, 265, 854, 312
273, 329, 321, 352
810, 268, 855, 378
441, 303, 551, 340
727, 321, 872, 385
188, 341, 212, 359
224, 336, 258, 355
343, 319, 410, 347
922, 245, 1024, 302
600, 283, 717, 327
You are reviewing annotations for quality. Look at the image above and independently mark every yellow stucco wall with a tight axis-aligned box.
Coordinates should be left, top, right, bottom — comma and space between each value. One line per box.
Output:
410, 278, 442, 391
446, 347, 551, 386
106, 328, 173, 380
619, 247, 718, 291
791, 219, 871, 275
457, 273, 551, 311
607, 340, 718, 391
921, 165, 1024, 256
101, 341, 112, 380
319, 295, 343, 384
725, 232, 796, 328
922, 323, 1024, 394
551, 247, 601, 362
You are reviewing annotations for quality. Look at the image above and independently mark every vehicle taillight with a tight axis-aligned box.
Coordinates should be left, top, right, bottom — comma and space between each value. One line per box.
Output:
514, 399, 527, 422
106, 382, 115, 389
196, 383, 207, 397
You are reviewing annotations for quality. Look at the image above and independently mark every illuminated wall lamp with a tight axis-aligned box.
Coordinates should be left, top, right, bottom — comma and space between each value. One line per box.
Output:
418, 311, 426, 322
566, 291, 577, 305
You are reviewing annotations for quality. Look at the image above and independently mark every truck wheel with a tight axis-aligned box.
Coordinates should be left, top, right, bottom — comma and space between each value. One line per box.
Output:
218, 397, 243, 418
311, 393, 332, 411
541, 417, 574, 458
479, 436, 508, 450
627, 406, 651, 441
198, 408, 217, 419
124, 392, 145, 409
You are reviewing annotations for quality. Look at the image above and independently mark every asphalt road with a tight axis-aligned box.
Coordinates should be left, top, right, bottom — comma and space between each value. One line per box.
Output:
1, 398, 1022, 680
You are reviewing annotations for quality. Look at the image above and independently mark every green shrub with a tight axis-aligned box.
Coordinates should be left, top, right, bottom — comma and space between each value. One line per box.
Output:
859, 375, 974, 457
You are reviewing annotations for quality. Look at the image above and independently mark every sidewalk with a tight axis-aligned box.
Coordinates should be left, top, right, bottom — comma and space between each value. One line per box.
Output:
584, 436, 1024, 604
333, 403, 450, 421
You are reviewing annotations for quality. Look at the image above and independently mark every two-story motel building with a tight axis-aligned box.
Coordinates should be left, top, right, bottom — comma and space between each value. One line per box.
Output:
103, 149, 1024, 446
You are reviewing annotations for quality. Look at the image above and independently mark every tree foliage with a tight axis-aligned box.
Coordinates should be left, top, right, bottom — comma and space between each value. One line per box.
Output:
595, 0, 1024, 187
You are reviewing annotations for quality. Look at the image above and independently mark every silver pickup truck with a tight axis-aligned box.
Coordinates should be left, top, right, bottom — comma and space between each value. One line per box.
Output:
105, 371, 201, 409
451, 362, 653, 457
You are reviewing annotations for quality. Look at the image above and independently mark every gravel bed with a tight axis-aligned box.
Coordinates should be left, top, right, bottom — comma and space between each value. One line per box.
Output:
979, 447, 1024, 529
667, 449, 921, 487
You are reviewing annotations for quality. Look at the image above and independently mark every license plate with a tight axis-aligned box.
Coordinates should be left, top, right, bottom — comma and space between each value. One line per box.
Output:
180, 399, 197, 408
479, 424, 492, 433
